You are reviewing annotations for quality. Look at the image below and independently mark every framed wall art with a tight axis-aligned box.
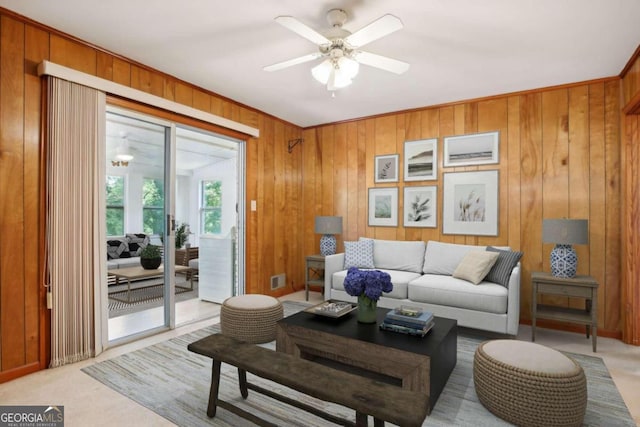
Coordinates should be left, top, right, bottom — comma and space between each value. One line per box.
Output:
403, 186, 437, 228
368, 187, 398, 227
442, 170, 498, 236
443, 131, 499, 167
404, 138, 437, 181
374, 154, 399, 183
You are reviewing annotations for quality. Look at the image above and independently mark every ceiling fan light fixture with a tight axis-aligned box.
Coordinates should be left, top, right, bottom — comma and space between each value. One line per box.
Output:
338, 56, 359, 79
311, 59, 333, 85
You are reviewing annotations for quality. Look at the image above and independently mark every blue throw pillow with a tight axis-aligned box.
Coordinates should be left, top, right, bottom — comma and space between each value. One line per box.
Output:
344, 239, 375, 269
485, 246, 523, 287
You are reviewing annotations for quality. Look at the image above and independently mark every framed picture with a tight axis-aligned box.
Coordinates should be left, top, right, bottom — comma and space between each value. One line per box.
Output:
404, 138, 437, 181
368, 187, 398, 227
404, 186, 437, 228
374, 154, 399, 183
443, 131, 499, 167
442, 170, 499, 236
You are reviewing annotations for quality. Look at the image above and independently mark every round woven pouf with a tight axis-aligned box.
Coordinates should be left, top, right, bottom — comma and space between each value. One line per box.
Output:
220, 294, 283, 344
473, 340, 587, 427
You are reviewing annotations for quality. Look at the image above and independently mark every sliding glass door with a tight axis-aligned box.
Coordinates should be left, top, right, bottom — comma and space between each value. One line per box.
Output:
106, 108, 175, 341
104, 106, 244, 344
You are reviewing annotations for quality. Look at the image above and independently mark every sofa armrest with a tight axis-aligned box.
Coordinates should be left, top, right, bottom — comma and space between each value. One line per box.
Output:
324, 253, 345, 297
505, 263, 521, 336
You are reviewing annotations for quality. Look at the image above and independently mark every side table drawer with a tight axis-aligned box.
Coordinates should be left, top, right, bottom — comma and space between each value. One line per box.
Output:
537, 283, 592, 298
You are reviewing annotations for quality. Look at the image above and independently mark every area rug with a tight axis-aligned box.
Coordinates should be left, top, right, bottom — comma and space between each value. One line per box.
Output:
83, 301, 635, 426
108, 278, 198, 318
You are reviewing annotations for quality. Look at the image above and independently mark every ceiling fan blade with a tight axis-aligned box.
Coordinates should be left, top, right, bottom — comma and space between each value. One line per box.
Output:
345, 14, 403, 48
263, 53, 322, 72
275, 16, 331, 46
354, 51, 410, 74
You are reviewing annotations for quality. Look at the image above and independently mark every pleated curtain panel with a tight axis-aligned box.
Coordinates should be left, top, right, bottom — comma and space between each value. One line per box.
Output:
46, 77, 106, 367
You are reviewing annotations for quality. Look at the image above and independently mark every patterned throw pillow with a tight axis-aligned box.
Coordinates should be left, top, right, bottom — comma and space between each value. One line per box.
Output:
126, 233, 150, 257
344, 239, 375, 269
485, 246, 524, 287
106, 239, 128, 260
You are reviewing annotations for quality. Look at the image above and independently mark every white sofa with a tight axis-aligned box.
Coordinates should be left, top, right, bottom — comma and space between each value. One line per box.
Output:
324, 239, 522, 336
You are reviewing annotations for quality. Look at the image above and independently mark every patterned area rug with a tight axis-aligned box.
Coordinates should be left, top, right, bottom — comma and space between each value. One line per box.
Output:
84, 301, 635, 426
108, 277, 198, 318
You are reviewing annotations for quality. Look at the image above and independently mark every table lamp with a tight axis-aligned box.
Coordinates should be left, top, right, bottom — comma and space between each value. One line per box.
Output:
314, 216, 343, 256
542, 219, 588, 278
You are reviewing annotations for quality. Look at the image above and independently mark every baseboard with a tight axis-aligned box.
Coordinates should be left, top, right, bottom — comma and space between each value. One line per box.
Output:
520, 318, 622, 340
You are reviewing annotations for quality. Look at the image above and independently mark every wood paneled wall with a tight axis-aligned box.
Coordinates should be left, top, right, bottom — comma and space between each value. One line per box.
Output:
621, 49, 640, 345
302, 81, 622, 337
0, 11, 303, 382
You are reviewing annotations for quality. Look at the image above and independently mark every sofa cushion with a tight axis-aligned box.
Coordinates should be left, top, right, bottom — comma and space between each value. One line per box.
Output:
344, 239, 375, 269
369, 239, 426, 273
126, 233, 149, 257
113, 257, 141, 269
423, 241, 486, 275
107, 238, 128, 260
332, 269, 421, 299
485, 246, 523, 287
452, 251, 499, 285
408, 274, 508, 314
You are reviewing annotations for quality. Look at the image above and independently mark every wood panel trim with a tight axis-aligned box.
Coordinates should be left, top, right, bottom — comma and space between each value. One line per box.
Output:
38, 60, 259, 136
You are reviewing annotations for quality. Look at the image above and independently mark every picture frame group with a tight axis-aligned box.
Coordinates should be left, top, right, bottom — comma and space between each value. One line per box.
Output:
367, 131, 500, 234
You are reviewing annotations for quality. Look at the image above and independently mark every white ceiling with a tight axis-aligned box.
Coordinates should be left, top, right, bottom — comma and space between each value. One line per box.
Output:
2, 0, 640, 127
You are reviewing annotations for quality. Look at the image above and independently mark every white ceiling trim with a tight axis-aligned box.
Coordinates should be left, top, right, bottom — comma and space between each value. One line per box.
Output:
37, 60, 260, 137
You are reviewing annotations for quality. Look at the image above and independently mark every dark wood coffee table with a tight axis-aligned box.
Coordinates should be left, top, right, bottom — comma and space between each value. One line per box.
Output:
276, 306, 457, 414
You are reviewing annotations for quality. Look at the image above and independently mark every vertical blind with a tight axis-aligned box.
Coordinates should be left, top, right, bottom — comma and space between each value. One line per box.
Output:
47, 77, 106, 367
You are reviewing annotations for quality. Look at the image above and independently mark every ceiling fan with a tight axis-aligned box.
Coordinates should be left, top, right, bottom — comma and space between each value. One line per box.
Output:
264, 9, 410, 91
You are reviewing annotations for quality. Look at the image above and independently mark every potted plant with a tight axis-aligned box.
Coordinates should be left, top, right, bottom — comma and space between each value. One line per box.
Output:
140, 244, 162, 270
175, 222, 191, 249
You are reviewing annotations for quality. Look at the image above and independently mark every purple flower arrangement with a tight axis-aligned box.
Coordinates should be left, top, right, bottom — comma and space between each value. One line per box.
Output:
343, 267, 393, 302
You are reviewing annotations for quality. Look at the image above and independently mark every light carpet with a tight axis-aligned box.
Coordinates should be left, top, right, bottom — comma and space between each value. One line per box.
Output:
84, 301, 634, 426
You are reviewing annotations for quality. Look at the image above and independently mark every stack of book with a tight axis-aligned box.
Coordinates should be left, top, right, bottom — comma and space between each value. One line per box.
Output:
380, 306, 434, 337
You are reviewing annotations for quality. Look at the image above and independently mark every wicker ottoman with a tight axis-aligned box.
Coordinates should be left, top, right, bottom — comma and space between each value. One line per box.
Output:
473, 340, 587, 427
220, 294, 283, 344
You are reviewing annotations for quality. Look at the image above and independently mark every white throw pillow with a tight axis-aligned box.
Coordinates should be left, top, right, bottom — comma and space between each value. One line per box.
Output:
344, 239, 375, 269
452, 251, 500, 285
423, 241, 485, 275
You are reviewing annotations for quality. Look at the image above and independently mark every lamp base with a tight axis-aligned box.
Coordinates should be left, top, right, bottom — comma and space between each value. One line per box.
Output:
319, 235, 336, 256
550, 244, 578, 278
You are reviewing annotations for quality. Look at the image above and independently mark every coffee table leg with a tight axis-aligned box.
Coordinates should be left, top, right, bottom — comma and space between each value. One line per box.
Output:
207, 359, 222, 417
126, 279, 132, 303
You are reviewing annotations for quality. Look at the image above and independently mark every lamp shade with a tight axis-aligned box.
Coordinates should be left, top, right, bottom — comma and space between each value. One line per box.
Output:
314, 216, 343, 235
542, 219, 588, 245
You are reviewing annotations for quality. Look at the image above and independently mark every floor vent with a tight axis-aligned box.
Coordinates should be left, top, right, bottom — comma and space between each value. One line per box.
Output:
270, 274, 286, 290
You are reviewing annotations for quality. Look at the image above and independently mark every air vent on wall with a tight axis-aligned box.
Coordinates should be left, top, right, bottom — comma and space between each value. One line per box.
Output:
270, 274, 286, 290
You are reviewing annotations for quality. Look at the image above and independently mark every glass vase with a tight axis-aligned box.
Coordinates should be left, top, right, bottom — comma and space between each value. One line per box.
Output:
357, 294, 377, 324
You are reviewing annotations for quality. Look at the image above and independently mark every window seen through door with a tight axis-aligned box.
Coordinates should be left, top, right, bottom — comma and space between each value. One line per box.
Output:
201, 180, 222, 234
106, 175, 125, 236
143, 177, 165, 235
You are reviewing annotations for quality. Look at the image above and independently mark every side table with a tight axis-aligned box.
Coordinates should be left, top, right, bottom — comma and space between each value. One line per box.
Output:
531, 271, 599, 352
305, 255, 325, 301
